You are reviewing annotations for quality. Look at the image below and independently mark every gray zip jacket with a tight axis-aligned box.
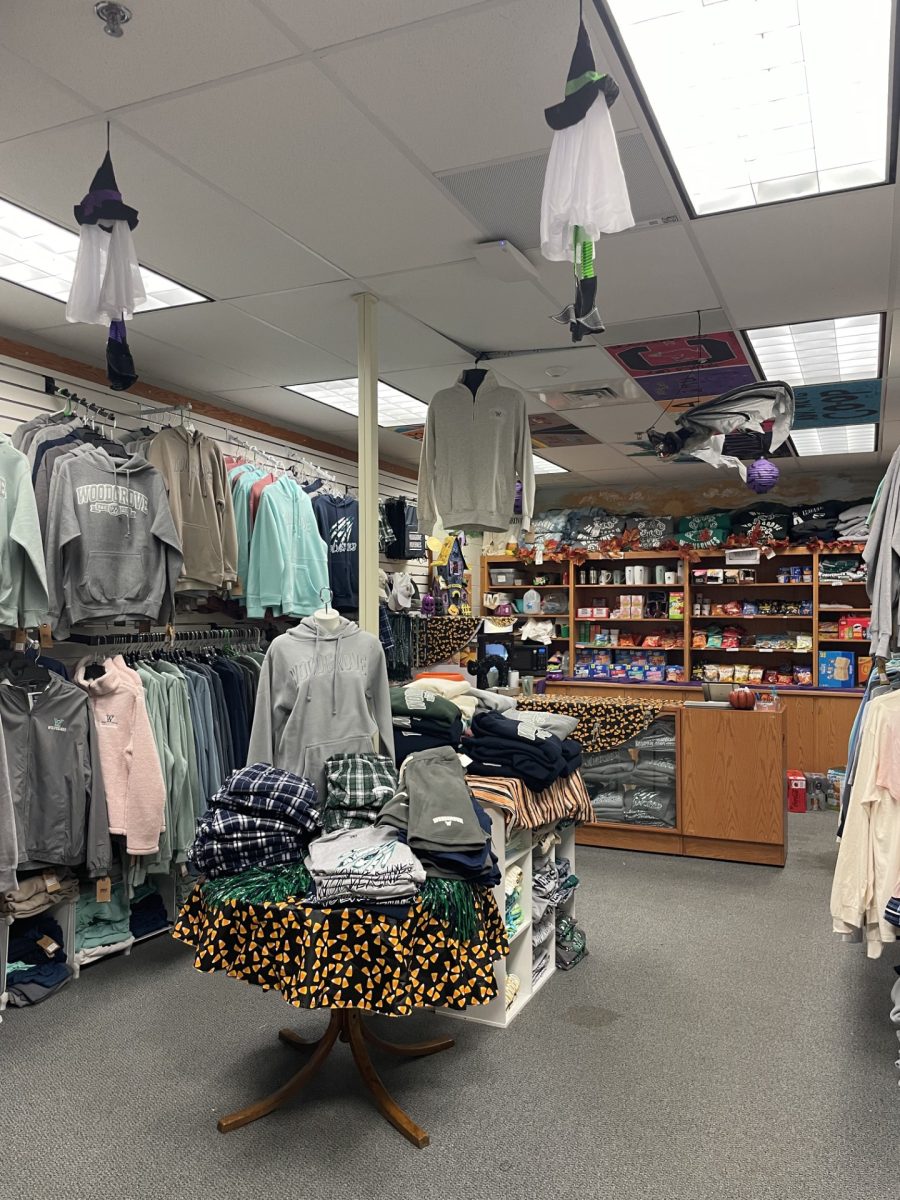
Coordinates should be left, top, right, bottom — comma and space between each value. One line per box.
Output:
0, 674, 111, 877
417, 369, 535, 533
45, 447, 182, 638
247, 617, 394, 801
865, 443, 900, 658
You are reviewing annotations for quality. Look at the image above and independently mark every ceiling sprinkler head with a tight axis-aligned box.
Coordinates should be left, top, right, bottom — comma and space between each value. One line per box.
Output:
95, 2, 132, 37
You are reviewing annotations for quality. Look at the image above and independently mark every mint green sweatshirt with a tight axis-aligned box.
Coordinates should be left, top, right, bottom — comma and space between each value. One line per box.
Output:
0, 436, 49, 628
246, 476, 329, 618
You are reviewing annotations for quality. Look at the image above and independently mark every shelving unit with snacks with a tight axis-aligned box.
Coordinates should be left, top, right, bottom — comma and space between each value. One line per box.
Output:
482, 546, 869, 775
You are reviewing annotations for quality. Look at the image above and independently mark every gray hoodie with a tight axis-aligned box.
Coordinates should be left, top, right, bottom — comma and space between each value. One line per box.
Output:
44, 447, 182, 638
247, 617, 394, 801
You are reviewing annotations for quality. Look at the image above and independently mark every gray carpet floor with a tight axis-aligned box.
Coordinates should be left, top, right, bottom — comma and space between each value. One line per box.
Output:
2, 813, 897, 1200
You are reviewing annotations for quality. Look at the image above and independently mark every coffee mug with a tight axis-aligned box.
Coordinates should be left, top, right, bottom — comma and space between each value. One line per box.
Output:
655, 565, 667, 584
625, 566, 635, 585
600, 570, 613, 584
664, 571, 677, 585
612, 570, 624, 585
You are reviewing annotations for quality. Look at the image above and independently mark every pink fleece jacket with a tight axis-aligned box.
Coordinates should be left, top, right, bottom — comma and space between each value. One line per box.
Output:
74, 658, 166, 855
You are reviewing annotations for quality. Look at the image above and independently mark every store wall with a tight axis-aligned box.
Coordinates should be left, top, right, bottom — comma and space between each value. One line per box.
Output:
534, 465, 882, 518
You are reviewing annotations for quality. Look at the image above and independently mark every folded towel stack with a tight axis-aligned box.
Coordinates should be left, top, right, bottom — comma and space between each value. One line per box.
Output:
188, 763, 320, 879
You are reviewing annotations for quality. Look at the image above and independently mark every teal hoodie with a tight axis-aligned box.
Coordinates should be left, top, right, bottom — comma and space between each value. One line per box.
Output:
246, 476, 328, 618
0, 436, 49, 629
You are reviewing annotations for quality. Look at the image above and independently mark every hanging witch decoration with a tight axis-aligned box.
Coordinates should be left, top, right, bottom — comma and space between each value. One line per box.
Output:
66, 139, 144, 390
541, 8, 634, 341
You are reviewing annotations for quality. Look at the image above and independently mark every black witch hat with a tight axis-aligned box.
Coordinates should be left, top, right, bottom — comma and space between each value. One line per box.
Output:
74, 151, 139, 229
545, 19, 619, 131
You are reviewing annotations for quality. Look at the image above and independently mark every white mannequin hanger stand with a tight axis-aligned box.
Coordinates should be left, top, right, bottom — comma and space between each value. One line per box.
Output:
313, 586, 341, 634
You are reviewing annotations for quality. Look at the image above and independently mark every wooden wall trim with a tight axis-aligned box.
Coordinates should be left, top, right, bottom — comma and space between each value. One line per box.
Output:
0, 334, 419, 481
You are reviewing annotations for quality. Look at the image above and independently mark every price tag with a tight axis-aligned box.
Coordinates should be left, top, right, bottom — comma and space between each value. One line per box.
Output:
13, 628, 26, 651
42, 870, 61, 894
95, 876, 112, 903
36, 935, 60, 956
39, 623, 53, 649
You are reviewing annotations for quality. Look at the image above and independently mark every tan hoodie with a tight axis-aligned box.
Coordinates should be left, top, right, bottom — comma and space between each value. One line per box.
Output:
147, 426, 238, 592
74, 657, 166, 856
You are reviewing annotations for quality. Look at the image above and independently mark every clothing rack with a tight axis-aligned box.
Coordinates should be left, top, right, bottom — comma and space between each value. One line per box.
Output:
67, 624, 263, 649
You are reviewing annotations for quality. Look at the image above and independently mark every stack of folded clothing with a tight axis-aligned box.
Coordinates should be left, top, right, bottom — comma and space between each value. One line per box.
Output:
631, 755, 677, 787
634, 719, 676, 754
553, 856, 579, 905
378, 744, 499, 885
556, 913, 588, 970
532, 944, 552, 984
390, 686, 463, 765
322, 753, 398, 832
835, 501, 872, 543
189, 763, 320, 879
129, 883, 170, 939
623, 786, 676, 828
464, 711, 581, 792
505, 865, 524, 939
75, 877, 134, 965
819, 555, 865, 583
1, 868, 79, 918
6, 913, 73, 1006
790, 500, 842, 543
305, 824, 425, 908
589, 785, 626, 822
407, 675, 477, 721
532, 856, 557, 923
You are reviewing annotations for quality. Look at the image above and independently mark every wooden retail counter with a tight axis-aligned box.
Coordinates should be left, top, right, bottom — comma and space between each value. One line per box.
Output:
549, 685, 788, 866
546, 680, 856, 775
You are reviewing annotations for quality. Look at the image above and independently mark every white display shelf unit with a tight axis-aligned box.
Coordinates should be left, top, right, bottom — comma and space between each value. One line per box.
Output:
441, 807, 577, 1028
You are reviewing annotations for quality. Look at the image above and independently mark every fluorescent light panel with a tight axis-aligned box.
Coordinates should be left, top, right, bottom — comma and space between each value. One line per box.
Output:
605, 0, 893, 214
791, 423, 876, 455
0, 196, 207, 310
746, 314, 882, 385
533, 454, 567, 474
285, 379, 429, 428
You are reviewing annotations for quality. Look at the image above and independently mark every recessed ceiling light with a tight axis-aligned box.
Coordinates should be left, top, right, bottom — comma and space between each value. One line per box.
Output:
533, 454, 567, 474
604, 0, 893, 215
790, 423, 876, 455
284, 379, 429, 428
0, 196, 207, 310
746, 314, 882, 386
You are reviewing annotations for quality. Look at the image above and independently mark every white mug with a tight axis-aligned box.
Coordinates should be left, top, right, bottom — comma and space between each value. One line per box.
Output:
634, 565, 648, 584
664, 571, 677, 585
625, 565, 635, 585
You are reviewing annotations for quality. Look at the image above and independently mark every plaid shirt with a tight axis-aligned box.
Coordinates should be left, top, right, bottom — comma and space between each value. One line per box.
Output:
188, 763, 321, 878
378, 500, 395, 552
214, 763, 320, 834
323, 753, 398, 834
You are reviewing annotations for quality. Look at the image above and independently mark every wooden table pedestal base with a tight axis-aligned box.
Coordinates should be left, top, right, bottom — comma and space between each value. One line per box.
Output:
216, 1010, 455, 1148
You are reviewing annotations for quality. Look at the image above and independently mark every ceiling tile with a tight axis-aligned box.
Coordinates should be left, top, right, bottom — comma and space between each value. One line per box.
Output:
131, 303, 355, 386
558, 400, 675, 444
232, 283, 466, 372
33, 321, 264, 394
0, 0, 297, 110
0, 280, 71, 333
324, 0, 636, 172
254, 0, 486, 50
693, 188, 894, 329
533, 444, 636, 472
122, 62, 481, 276
213, 385, 359, 440
578, 464, 657, 483
379, 365, 466, 401
363, 260, 576, 353
0, 122, 348, 300
0, 48, 94, 143
529, 224, 717, 327
485, 346, 628, 392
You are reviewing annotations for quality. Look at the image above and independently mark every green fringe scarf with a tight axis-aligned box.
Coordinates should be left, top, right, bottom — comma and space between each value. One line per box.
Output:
419, 879, 479, 942
201, 862, 312, 908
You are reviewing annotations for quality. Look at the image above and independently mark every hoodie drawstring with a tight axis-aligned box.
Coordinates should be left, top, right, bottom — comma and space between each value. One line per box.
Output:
305, 620, 341, 716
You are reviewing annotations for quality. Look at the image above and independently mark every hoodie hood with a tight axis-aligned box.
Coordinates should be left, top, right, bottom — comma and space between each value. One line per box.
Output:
293, 615, 359, 715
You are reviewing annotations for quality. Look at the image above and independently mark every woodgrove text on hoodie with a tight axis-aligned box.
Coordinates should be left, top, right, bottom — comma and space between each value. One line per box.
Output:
147, 426, 238, 593
44, 447, 183, 639
247, 617, 395, 802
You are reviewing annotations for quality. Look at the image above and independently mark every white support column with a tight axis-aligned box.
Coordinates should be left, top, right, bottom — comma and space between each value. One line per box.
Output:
356, 292, 379, 635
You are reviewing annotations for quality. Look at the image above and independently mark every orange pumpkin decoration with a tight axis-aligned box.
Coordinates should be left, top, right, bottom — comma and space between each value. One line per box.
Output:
729, 687, 756, 710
